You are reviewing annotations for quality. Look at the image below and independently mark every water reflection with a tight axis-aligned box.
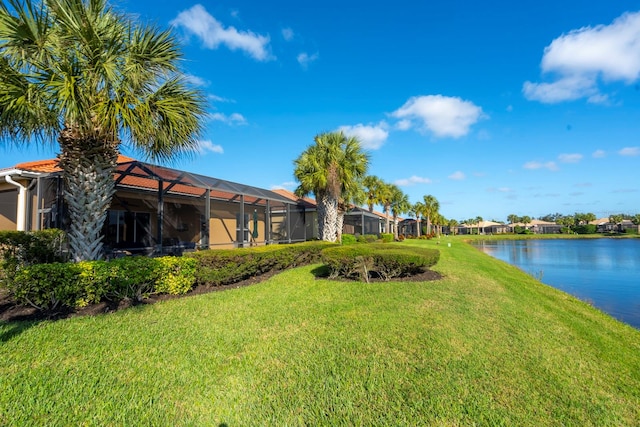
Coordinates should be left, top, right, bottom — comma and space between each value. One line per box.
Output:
474, 239, 640, 329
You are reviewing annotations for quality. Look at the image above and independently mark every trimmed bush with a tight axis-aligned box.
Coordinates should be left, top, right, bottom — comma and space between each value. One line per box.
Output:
574, 224, 597, 234
186, 241, 337, 286
7, 256, 197, 310
341, 234, 357, 245
357, 234, 378, 244
0, 229, 67, 284
154, 257, 197, 295
380, 233, 394, 243
11, 262, 84, 310
321, 243, 440, 282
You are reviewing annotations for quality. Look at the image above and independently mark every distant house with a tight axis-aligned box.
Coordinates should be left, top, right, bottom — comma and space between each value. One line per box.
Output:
591, 217, 638, 233
458, 220, 505, 235
0, 157, 301, 254
509, 219, 562, 234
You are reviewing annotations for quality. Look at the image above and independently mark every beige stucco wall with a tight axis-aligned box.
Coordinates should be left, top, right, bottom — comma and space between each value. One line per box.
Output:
0, 190, 17, 231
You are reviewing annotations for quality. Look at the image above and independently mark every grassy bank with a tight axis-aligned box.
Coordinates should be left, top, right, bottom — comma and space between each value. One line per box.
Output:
1, 240, 639, 425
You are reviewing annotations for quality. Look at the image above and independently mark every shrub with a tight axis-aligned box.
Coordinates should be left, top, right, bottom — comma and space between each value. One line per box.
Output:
356, 234, 378, 243
186, 241, 337, 286
7, 255, 198, 310
0, 229, 67, 285
154, 257, 197, 295
380, 233, 394, 243
341, 234, 357, 245
574, 224, 597, 234
11, 262, 84, 310
321, 243, 440, 282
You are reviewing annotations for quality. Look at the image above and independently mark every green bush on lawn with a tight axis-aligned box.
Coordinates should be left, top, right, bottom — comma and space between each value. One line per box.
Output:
7, 256, 197, 310
380, 233, 394, 243
321, 243, 440, 282
186, 241, 337, 286
341, 234, 357, 245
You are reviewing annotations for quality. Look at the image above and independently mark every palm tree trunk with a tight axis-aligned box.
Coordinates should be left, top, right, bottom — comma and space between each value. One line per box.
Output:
336, 210, 344, 243
393, 216, 399, 240
58, 128, 118, 261
318, 193, 338, 242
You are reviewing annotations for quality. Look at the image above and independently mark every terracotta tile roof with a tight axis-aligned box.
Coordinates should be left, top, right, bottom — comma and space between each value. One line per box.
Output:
272, 188, 317, 208
15, 155, 135, 173
12, 156, 278, 206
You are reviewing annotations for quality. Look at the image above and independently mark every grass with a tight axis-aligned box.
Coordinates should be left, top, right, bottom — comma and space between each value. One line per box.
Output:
1, 239, 639, 425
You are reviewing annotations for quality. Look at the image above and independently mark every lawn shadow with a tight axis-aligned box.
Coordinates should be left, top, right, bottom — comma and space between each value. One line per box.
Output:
0, 321, 37, 343
310, 264, 331, 279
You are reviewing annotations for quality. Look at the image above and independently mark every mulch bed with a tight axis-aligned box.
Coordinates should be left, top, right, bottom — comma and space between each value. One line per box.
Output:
0, 268, 442, 323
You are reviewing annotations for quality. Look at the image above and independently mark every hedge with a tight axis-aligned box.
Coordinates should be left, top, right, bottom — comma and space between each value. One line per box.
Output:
0, 229, 67, 284
7, 256, 197, 310
186, 241, 337, 286
321, 243, 440, 282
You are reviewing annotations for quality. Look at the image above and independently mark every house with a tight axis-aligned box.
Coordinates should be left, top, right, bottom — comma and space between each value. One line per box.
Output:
271, 188, 318, 241
0, 157, 302, 254
458, 220, 504, 235
509, 219, 562, 234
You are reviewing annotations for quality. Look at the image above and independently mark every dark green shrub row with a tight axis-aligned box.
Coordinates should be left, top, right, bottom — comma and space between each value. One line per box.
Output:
7, 256, 196, 310
186, 241, 338, 286
321, 243, 440, 282
357, 234, 378, 243
0, 229, 67, 283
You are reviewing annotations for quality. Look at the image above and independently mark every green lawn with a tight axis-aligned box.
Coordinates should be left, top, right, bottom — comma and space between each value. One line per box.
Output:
1, 239, 639, 425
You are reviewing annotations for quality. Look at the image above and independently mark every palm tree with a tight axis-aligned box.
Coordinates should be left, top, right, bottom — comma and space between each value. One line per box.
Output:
294, 131, 369, 242
422, 194, 440, 236
389, 186, 410, 240
475, 216, 484, 235
411, 202, 425, 237
507, 214, 519, 224
448, 218, 459, 235
378, 182, 394, 234
363, 175, 384, 213
0, 0, 206, 261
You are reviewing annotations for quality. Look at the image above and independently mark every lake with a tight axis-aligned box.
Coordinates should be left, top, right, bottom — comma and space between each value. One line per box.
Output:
472, 238, 640, 329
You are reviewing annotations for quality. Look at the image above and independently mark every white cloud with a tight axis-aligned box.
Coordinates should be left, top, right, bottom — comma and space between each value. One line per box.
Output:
395, 119, 412, 131
523, 75, 597, 103
523, 11, 640, 103
523, 161, 559, 171
282, 27, 294, 41
619, 146, 640, 156
208, 94, 234, 103
448, 171, 466, 181
271, 181, 296, 191
209, 112, 247, 125
338, 122, 389, 150
394, 175, 432, 186
391, 95, 485, 138
171, 4, 272, 61
297, 52, 319, 69
558, 153, 583, 163
197, 140, 223, 154
592, 149, 606, 158
184, 74, 209, 87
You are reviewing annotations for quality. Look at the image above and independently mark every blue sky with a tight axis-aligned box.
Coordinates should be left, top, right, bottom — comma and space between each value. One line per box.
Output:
3, 1, 640, 222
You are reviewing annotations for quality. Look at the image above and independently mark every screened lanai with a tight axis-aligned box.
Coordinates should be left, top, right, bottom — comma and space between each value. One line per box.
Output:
6, 157, 304, 255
